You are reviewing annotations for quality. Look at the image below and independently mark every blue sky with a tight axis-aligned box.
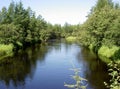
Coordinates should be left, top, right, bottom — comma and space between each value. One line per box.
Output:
0, 0, 120, 25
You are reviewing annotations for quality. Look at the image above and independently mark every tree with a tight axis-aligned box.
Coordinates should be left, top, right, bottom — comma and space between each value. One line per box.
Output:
7, 1, 15, 23
0, 7, 7, 24
93, 0, 113, 11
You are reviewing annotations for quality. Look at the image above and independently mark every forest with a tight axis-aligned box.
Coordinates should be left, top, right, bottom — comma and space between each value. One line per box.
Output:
0, 1, 78, 58
0, 0, 120, 89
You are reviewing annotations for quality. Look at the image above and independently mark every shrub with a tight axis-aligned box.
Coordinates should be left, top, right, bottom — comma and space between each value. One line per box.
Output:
111, 48, 120, 61
98, 46, 119, 58
66, 36, 77, 42
104, 62, 120, 89
0, 44, 14, 58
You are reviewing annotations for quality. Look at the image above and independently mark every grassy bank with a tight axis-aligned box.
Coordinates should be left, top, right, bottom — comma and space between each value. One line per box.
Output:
0, 44, 14, 60
65, 36, 77, 42
98, 46, 119, 63
88, 45, 120, 88
88, 44, 120, 63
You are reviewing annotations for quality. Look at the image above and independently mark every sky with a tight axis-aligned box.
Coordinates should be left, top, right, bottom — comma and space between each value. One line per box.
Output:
0, 0, 120, 25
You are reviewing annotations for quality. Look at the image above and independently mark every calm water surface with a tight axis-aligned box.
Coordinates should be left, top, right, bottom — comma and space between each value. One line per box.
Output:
0, 41, 109, 89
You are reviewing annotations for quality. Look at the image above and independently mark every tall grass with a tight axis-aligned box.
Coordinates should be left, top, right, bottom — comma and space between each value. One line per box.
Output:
98, 45, 119, 62
66, 36, 77, 42
0, 44, 14, 59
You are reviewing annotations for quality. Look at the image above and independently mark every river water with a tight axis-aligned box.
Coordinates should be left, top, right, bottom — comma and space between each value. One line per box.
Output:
0, 41, 109, 89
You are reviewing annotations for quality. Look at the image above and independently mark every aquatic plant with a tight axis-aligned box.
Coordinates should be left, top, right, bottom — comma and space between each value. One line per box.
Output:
64, 63, 87, 89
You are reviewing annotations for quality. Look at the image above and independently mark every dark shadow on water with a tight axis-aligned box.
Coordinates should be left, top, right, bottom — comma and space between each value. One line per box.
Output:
76, 47, 110, 89
0, 44, 49, 88
0, 41, 110, 89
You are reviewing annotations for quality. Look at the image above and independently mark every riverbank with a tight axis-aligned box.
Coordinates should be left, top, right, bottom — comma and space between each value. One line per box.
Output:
0, 39, 59, 60
65, 36, 77, 42
88, 44, 120, 63
65, 36, 120, 63
0, 44, 14, 60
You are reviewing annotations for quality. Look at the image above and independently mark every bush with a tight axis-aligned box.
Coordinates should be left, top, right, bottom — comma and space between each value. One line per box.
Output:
66, 36, 77, 42
111, 48, 120, 61
98, 46, 119, 58
104, 62, 120, 89
0, 44, 14, 59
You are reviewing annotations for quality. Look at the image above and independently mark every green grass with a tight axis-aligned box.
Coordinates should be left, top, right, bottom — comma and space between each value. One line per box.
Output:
0, 44, 14, 60
66, 36, 77, 42
113, 86, 120, 89
98, 45, 119, 58
99, 55, 111, 63
98, 45, 119, 62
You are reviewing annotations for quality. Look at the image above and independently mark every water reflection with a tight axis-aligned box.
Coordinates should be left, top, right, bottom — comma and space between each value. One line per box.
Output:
77, 47, 109, 89
0, 44, 49, 88
0, 41, 109, 89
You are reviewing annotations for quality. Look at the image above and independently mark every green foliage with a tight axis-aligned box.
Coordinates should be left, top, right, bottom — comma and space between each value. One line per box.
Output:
0, 24, 21, 44
71, 1, 120, 87
93, 0, 114, 11
61, 23, 77, 38
0, 44, 13, 59
66, 36, 77, 42
0, 1, 80, 54
76, 0, 120, 57
98, 46, 119, 58
104, 62, 120, 89
74, 1, 120, 88
77, 29, 92, 47
0, 1, 63, 58
111, 48, 120, 61
0, 1, 62, 48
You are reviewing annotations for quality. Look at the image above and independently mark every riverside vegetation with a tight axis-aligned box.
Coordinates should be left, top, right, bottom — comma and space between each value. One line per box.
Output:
0, 0, 120, 89
76, 0, 120, 88
0, 1, 77, 59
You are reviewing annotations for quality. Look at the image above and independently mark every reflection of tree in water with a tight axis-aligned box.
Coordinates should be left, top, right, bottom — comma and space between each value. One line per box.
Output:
0, 44, 49, 88
43, 40, 73, 54
76, 47, 110, 89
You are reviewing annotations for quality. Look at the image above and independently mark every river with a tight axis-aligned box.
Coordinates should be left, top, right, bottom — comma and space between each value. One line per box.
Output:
0, 41, 109, 89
